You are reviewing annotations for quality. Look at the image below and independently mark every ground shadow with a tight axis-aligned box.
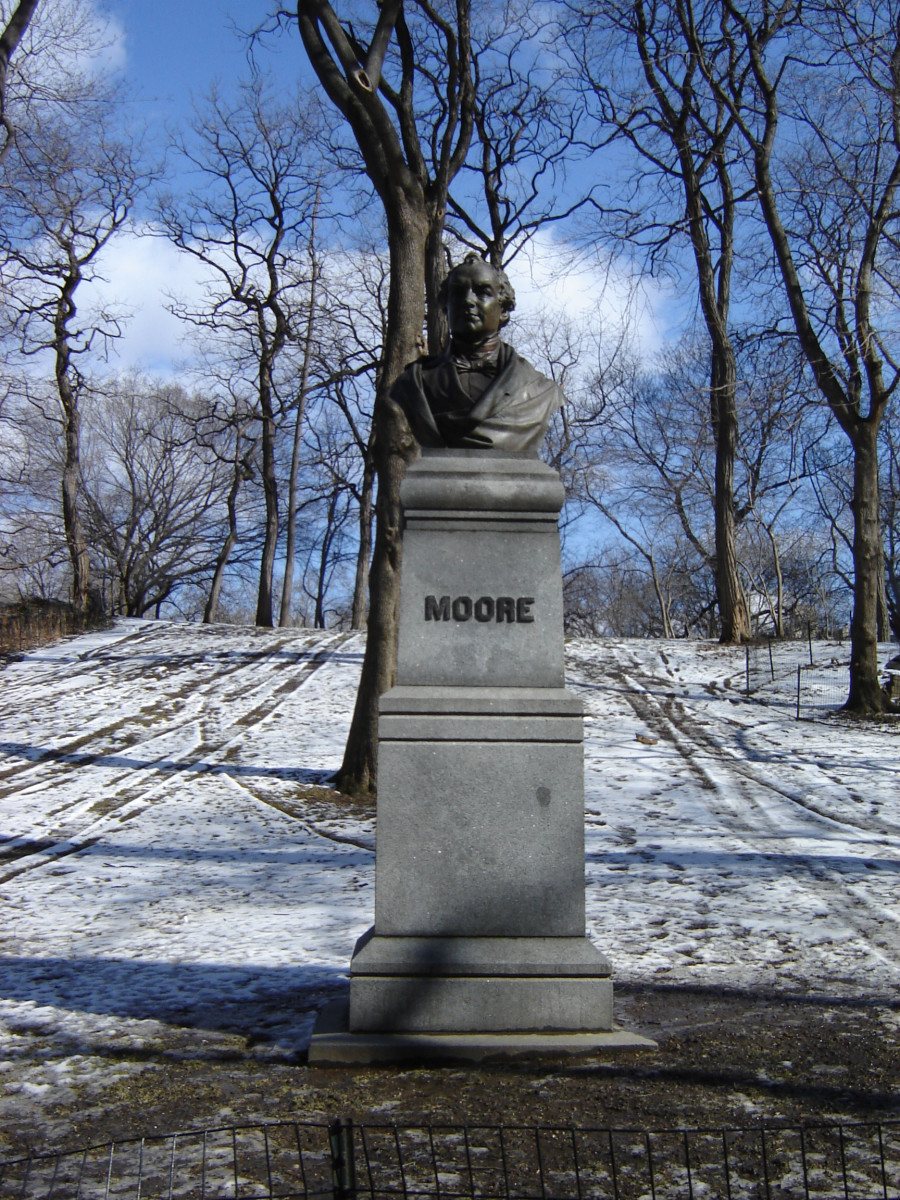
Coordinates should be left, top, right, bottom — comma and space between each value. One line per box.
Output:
0, 954, 351, 1056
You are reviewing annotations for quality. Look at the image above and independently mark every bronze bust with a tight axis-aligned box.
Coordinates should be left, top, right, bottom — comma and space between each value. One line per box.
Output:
391, 254, 564, 456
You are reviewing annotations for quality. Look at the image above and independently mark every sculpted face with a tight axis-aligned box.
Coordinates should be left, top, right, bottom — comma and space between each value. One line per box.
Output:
445, 259, 505, 346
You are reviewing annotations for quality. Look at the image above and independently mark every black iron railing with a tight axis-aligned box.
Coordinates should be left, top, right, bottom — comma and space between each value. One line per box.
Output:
2, 1119, 899, 1200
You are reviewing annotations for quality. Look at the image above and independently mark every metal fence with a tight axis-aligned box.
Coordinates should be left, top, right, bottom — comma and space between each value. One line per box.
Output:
745, 638, 899, 722
744, 633, 816, 697
795, 660, 852, 721
2, 1118, 899, 1200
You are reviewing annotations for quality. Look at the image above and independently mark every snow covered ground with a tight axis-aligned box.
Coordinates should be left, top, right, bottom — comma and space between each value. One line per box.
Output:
0, 620, 898, 1132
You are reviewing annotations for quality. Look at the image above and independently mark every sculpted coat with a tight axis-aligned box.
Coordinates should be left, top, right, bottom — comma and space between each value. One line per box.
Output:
390, 342, 564, 457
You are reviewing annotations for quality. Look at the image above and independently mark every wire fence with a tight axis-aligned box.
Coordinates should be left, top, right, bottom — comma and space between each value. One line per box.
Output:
795, 660, 852, 721
2, 1118, 899, 1200
743, 629, 817, 697
744, 637, 899, 723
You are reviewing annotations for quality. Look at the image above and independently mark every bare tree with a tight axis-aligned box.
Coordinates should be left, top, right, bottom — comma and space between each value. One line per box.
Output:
445, 4, 591, 271
323, 246, 389, 629
881, 403, 900, 641
0, 0, 38, 166
697, 0, 900, 711
286, 0, 476, 793
578, 351, 719, 635
279, 188, 323, 627
1, 108, 150, 613
160, 79, 321, 627
80, 378, 231, 616
565, 0, 754, 642
204, 404, 257, 624
1, 0, 125, 175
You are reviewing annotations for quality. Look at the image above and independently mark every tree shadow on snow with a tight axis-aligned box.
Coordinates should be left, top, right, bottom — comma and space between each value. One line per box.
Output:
0, 742, 337, 783
0, 955, 350, 1059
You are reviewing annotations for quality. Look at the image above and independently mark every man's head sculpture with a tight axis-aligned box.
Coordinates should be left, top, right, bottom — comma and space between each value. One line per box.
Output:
438, 253, 517, 339
391, 253, 563, 455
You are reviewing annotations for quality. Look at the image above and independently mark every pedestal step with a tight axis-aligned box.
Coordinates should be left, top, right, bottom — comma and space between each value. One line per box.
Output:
309, 1000, 657, 1066
349, 932, 613, 1034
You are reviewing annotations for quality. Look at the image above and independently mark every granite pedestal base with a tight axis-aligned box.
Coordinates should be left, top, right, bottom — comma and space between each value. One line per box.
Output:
348, 932, 612, 1032
320, 453, 650, 1058
308, 998, 656, 1066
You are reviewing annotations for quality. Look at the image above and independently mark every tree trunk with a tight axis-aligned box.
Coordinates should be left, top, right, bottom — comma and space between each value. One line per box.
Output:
876, 553, 889, 642
351, 449, 376, 630
632, 6, 749, 645
770, 528, 785, 639
280, 204, 319, 627
294, 0, 473, 791
61, 416, 90, 614
279, 334, 316, 627
649, 551, 673, 638
314, 488, 340, 628
335, 207, 426, 795
55, 283, 90, 615
0, 0, 40, 166
204, 444, 244, 623
847, 422, 890, 711
682, 145, 748, 645
711, 345, 750, 643
255, 367, 279, 627
424, 218, 449, 354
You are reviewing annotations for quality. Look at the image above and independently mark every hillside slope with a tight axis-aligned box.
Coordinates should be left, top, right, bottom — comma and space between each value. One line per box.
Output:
1, 620, 898, 1150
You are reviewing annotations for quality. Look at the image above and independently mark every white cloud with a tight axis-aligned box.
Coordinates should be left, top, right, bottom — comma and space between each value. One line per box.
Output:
82, 225, 212, 377
508, 228, 675, 358
81, 223, 680, 381
3, 0, 127, 93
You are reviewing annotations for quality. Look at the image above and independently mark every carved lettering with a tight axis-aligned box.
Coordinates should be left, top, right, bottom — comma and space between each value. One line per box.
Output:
474, 596, 495, 622
424, 594, 536, 624
516, 597, 535, 623
452, 595, 473, 621
425, 595, 451, 621
495, 596, 516, 622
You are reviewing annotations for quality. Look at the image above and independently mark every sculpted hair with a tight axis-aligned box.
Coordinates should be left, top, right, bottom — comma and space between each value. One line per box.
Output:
438, 252, 516, 314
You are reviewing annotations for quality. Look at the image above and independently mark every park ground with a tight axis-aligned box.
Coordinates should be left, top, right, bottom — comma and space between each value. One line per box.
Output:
0, 622, 898, 1157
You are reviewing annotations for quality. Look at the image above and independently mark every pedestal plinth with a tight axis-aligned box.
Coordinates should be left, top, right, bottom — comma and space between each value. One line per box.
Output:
310, 452, 653, 1062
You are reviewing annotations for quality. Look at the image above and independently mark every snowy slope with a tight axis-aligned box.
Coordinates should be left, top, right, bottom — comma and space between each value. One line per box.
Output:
0, 619, 898, 1084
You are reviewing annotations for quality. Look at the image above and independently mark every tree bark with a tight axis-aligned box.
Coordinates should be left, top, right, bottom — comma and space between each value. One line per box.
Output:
204, 437, 246, 624
628, 0, 750, 643
0, 0, 39, 166
255, 386, 279, 627
680, 143, 749, 644
351, 446, 376, 630
55, 257, 90, 614
314, 488, 341, 627
335, 205, 425, 793
60, 400, 90, 613
424, 218, 449, 354
696, 0, 898, 710
848, 423, 888, 711
710, 341, 749, 643
296, 0, 474, 791
876, 555, 889, 643
280, 226, 319, 627
649, 551, 674, 639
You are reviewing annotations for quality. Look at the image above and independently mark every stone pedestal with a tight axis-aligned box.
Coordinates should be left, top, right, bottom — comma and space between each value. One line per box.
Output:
310, 452, 653, 1062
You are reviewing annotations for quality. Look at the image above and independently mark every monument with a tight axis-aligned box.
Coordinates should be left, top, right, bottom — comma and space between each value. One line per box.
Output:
310, 256, 653, 1061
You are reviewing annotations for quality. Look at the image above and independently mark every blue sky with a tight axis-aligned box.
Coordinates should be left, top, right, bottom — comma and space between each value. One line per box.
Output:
71, 1, 674, 376
108, 1, 300, 120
